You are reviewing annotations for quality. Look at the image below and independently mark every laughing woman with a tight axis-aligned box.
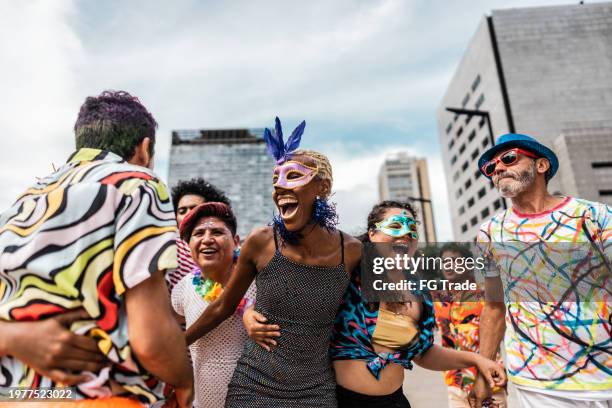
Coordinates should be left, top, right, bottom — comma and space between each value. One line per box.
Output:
171, 202, 255, 408
184, 118, 361, 407
330, 201, 505, 408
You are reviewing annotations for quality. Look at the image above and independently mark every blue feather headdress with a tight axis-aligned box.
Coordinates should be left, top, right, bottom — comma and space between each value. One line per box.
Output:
263, 117, 306, 164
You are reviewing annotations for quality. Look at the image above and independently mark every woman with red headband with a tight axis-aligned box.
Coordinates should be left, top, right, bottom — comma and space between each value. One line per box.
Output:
172, 202, 255, 408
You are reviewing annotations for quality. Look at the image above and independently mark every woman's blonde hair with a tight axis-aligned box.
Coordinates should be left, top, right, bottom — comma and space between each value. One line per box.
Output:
291, 149, 333, 191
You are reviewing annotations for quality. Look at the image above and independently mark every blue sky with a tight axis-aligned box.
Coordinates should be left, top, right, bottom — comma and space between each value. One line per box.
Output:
0, 0, 592, 240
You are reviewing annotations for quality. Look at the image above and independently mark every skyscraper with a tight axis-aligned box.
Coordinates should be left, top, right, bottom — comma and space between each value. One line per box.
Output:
378, 152, 436, 242
437, 2, 612, 240
169, 128, 276, 238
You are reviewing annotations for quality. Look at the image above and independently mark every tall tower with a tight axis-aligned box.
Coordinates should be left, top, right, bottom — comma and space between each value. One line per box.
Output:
378, 152, 436, 242
169, 128, 276, 238
437, 2, 612, 240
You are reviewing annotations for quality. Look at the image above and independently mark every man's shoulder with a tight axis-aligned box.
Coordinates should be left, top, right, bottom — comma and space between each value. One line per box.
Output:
570, 197, 610, 216
79, 160, 167, 197
477, 209, 510, 243
83, 159, 159, 182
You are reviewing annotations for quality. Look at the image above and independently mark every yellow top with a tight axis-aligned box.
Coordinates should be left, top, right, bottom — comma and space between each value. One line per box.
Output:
372, 307, 419, 350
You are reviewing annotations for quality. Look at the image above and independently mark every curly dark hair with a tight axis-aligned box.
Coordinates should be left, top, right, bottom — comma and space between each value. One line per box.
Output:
356, 200, 418, 243
74, 90, 157, 160
171, 178, 230, 212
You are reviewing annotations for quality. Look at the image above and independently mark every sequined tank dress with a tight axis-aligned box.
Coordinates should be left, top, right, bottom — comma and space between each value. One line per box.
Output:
225, 231, 349, 408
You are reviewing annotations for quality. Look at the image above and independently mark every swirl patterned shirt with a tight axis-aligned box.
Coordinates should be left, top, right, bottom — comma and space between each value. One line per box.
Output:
0, 148, 178, 403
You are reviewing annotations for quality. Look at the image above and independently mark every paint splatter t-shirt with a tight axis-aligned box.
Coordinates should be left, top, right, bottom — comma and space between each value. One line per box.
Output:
477, 197, 611, 392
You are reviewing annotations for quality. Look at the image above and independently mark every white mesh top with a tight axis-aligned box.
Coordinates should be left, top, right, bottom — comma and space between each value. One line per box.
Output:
171, 273, 256, 408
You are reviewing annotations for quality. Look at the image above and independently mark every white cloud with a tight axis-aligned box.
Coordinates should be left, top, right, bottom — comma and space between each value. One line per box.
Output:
0, 0, 81, 207
1, 0, 600, 234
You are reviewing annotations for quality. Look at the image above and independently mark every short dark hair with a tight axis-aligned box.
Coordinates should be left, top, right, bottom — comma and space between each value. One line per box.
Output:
179, 202, 238, 240
74, 90, 157, 160
171, 178, 230, 212
356, 200, 418, 243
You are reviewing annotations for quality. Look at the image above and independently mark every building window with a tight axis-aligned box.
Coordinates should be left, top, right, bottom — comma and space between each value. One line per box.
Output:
451, 155, 457, 165
471, 148, 480, 160
478, 187, 486, 198
468, 130, 476, 142
599, 190, 612, 196
456, 188, 463, 199
493, 199, 502, 210
462, 93, 470, 108
489, 180, 495, 190
456, 126, 464, 138
465, 179, 472, 190
481, 207, 490, 218
453, 171, 460, 182
478, 117, 486, 129
471, 74, 481, 92
449, 139, 455, 150
474, 169, 482, 179
465, 115, 473, 125
446, 123, 452, 134
459, 144, 466, 154
459, 206, 465, 215
470, 216, 478, 226
482, 138, 489, 148
461, 224, 468, 233
468, 197, 475, 208
475, 94, 485, 109
592, 162, 612, 168
462, 161, 469, 171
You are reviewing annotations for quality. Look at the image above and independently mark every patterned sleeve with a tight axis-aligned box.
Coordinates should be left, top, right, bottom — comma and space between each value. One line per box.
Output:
596, 202, 612, 242
595, 203, 612, 267
113, 178, 178, 295
476, 223, 499, 278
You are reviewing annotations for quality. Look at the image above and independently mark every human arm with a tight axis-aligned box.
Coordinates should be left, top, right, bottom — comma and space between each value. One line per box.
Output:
184, 228, 265, 345
413, 344, 505, 388
469, 275, 506, 408
242, 306, 280, 351
0, 310, 106, 385
126, 271, 193, 408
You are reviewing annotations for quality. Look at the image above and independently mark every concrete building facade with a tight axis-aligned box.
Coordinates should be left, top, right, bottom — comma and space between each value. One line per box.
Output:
378, 152, 436, 242
169, 128, 276, 239
437, 2, 612, 240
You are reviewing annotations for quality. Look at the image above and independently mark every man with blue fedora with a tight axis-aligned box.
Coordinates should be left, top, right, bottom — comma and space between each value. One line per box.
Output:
470, 134, 612, 407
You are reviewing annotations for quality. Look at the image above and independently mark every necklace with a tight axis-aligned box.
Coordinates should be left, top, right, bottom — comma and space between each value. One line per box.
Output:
190, 268, 255, 315
191, 269, 223, 302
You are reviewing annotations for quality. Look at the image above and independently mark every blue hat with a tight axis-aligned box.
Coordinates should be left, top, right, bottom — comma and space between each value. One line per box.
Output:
477, 133, 558, 179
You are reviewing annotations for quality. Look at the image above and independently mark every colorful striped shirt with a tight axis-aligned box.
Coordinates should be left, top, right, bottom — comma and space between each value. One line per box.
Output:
0, 148, 178, 403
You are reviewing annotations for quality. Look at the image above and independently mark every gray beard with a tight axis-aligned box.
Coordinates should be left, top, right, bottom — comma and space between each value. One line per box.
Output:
497, 164, 536, 198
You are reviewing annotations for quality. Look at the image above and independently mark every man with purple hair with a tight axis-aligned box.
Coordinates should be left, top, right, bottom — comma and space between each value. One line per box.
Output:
0, 91, 193, 407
